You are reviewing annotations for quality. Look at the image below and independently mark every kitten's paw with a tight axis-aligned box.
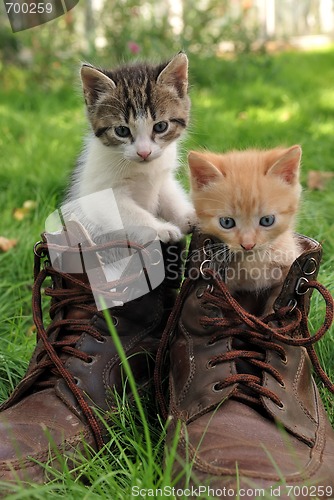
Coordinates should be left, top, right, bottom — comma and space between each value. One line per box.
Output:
156, 222, 182, 243
175, 208, 198, 234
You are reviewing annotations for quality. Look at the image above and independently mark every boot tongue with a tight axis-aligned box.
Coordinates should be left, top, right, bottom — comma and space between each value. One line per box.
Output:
231, 288, 277, 380
62, 272, 94, 320
188, 231, 277, 398
233, 288, 274, 316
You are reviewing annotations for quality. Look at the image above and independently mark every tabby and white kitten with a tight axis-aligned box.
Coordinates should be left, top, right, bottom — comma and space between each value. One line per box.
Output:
64, 53, 195, 243
188, 146, 303, 311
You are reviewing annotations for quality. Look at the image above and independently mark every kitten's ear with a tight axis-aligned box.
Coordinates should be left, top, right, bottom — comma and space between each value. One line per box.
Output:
188, 152, 223, 189
267, 145, 302, 184
80, 64, 116, 106
156, 52, 188, 95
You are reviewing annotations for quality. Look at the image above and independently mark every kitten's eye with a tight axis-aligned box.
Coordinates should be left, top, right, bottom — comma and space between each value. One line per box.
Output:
219, 217, 236, 229
115, 126, 131, 138
153, 121, 168, 134
259, 215, 275, 227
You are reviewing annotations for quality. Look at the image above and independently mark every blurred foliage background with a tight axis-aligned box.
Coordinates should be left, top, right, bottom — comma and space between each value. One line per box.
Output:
0, 3, 334, 491
1, 0, 334, 85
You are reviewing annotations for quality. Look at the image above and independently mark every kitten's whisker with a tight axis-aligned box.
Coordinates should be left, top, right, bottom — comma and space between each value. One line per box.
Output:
114, 158, 131, 178
187, 243, 231, 266
212, 248, 231, 264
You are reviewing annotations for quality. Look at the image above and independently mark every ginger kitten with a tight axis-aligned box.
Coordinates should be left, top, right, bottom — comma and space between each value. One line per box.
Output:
64, 53, 195, 242
188, 146, 303, 312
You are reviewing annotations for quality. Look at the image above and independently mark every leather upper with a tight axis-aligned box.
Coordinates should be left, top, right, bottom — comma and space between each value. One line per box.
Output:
163, 230, 334, 494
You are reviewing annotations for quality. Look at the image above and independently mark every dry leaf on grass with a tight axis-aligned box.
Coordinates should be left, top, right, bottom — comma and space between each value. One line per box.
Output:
23, 200, 37, 210
27, 324, 36, 336
0, 236, 18, 252
307, 170, 334, 191
13, 208, 26, 221
13, 199, 37, 221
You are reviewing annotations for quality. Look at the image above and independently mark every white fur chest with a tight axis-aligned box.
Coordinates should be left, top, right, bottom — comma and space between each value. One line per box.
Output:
73, 137, 177, 210
119, 169, 166, 215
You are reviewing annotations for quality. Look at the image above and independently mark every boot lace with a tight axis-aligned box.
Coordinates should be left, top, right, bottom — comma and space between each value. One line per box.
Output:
199, 268, 334, 407
32, 238, 148, 449
155, 269, 334, 416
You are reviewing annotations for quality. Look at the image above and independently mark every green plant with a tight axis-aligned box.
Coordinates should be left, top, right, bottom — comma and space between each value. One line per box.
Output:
0, 47, 333, 497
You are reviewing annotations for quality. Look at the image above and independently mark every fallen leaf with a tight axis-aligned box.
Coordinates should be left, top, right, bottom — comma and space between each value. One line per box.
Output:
13, 199, 37, 220
13, 207, 27, 221
238, 111, 248, 120
307, 170, 334, 191
0, 236, 18, 252
23, 200, 37, 210
27, 324, 36, 336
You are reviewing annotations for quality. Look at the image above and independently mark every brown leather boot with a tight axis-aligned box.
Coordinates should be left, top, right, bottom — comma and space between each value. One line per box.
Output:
156, 231, 334, 499
0, 221, 184, 484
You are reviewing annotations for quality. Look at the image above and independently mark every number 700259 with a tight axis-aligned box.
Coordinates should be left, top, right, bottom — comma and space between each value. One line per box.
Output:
5, 3, 53, 14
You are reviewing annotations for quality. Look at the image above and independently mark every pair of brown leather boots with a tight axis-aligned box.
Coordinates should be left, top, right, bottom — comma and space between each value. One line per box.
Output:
0, 222, 333, 498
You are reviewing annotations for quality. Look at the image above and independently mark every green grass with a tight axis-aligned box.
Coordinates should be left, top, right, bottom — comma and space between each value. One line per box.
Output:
0, 47, 334, 498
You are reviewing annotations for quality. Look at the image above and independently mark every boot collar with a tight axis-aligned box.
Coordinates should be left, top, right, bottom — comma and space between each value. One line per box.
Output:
186, 229, 322, 312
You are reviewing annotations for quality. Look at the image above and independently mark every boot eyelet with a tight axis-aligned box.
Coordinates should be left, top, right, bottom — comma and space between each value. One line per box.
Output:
287, 299, 297, 312
34, 240, 48, 258
278, 381, 286, 389
203, 239, 213, 257
196, 284, 213, 299
302, 257, 317, 276
281, 354, 287, 365
295, 277, 309, 295
206, 360, 216, 369
202, 322, 212, 330
196, 286, 205, 298
112, 317, 119, 326
33, 240, 43, 256
96, 336, 107, 343
74, 377, 80, 385
200, 260, 211, 277
212, 382, 223, 392
86, 356, 95, 364
276, 401, 285, 410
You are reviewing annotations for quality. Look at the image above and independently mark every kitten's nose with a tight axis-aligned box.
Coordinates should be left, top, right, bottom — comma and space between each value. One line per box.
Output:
241, 243, 255, 251
137, 150, 151, 160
